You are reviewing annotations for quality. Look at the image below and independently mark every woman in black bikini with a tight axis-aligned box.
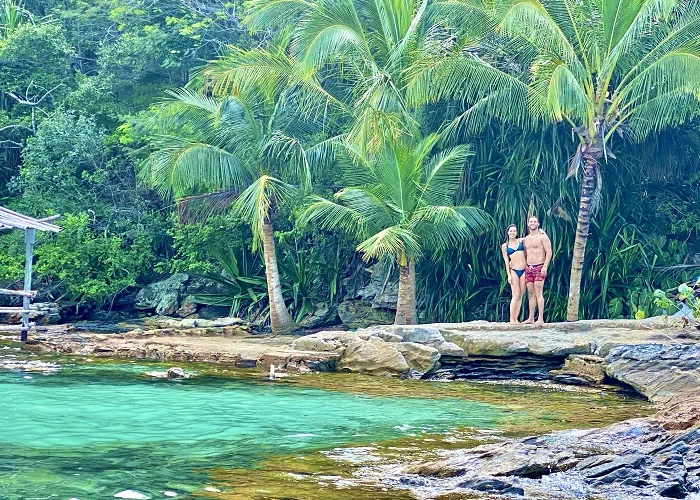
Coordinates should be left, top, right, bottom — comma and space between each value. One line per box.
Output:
500, 224, 527, 324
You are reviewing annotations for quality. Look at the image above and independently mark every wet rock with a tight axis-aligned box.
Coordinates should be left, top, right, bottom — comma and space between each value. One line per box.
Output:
166, 367, 189, 379
654, 392, 700, 431
134, 273, 188, 316
456, 477, 524, 496
551, 354, 606, 385
395, 342, 440, 375
337, 300, 394, 329
337, 337, 409, 376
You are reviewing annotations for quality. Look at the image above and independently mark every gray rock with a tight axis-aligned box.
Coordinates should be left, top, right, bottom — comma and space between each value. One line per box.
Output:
388, 326, 445, 344
338, 300, 394, 329
434, 341, 466, 357
134, 273, 189, 316
296, 302, 339, 329
605, 344, 700, 401
166, 367, 189, 379
175, 296, 198, 318
357, 261, 399, 309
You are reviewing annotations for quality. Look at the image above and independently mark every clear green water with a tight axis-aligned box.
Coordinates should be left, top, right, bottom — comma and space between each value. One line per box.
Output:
0, 348, 653, 500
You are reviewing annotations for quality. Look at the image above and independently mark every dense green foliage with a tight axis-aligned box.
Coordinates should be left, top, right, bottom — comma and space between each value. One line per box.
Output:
0, 0, 698, 326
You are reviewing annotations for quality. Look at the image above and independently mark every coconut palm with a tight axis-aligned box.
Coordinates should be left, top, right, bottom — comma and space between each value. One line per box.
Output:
411, 0, 700, 320
301, 134, 492, 324
234, 0, 456, 153
139, 87, 312, 335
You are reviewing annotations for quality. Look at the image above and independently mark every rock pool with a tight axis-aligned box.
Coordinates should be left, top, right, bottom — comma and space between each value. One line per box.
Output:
0, 345, 652, 499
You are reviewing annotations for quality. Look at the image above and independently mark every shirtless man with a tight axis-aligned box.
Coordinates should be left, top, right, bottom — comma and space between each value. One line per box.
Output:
522, 216, 552, 325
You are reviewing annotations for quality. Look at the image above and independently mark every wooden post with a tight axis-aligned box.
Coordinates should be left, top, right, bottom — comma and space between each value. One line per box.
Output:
21, 228, 36, 342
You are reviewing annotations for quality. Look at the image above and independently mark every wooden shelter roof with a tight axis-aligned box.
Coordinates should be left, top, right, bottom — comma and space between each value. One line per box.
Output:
0, 206, 61, 232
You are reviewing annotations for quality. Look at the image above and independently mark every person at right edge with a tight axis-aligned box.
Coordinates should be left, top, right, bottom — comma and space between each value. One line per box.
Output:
522, 216, 552, 325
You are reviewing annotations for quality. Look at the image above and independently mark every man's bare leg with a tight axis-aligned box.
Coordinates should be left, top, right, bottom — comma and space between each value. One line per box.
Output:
534, 281, 545, 325
523, 282, 536, 324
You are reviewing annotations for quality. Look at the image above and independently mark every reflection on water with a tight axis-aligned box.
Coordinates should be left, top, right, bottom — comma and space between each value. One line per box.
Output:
0, 345, 652, 499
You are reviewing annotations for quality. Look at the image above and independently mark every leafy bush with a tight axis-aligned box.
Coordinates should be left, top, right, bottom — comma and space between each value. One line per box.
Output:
654, 281, 700, 321
34, 213, 154, 305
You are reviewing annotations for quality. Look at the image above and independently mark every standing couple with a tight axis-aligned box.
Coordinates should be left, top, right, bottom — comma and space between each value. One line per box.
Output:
501, 216, 553, 324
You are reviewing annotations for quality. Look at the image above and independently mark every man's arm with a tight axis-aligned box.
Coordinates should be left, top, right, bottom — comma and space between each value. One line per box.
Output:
541, 233, 553, 277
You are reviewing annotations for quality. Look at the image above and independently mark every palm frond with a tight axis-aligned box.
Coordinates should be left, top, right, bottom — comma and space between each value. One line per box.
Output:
231, 175, 298, 250
356, 225, 422, 262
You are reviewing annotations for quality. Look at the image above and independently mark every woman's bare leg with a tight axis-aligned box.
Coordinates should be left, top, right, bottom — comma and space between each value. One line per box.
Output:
509, 271, 522, 324
514, 272, 527, 322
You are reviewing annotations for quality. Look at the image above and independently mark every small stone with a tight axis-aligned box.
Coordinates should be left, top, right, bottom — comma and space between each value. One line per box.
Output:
203, 486, 221, 492
163, 492, 177, 497
166, 367, 189, 379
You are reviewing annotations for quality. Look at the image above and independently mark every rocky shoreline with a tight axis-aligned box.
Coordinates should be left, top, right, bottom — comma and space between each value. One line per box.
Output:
14, 317, 700, 498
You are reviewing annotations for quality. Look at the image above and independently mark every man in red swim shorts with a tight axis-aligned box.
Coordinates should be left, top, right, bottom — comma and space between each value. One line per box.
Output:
522, 216, 552, 325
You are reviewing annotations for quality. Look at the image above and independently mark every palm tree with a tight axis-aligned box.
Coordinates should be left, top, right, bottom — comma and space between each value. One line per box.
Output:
409, 0, 700, 320
240, 0, 446, 153
300, 134, 492, 324
139, 87, 310, 335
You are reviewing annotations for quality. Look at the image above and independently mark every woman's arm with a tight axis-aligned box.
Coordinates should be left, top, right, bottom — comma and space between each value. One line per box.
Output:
501, 244, 511, 282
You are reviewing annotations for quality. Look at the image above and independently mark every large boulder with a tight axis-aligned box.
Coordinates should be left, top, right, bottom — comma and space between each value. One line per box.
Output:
337, 337, 410, 376
395, 342, 440, 375
292, 331, 359, 353
134, 273, 189, 316
550, 354, 606, 385
338, 300, 394, 329
605, 343, 700, 401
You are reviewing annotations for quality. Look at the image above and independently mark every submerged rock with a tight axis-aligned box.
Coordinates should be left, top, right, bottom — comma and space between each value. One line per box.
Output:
114, 490, 149, 499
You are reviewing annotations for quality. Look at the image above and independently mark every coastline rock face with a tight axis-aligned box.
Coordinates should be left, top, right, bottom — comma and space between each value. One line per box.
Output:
397, 418, 700, 499
337, 337, 409, 376
296, 302, 339, 329
134, 273, 188, 316
605, 343, 700, 401
337, 300, 394, 329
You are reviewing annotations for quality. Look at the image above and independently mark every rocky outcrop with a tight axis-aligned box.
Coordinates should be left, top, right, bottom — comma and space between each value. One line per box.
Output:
337, 300, 394, 329
550, 354, 606, 385
134, 273, 189, 316
393, 418, 700, 499
605, 343, 700, 402
293, 327, 446, 377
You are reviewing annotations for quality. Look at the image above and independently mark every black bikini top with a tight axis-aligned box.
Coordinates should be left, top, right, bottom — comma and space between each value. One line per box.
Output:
507, 241, 524, 256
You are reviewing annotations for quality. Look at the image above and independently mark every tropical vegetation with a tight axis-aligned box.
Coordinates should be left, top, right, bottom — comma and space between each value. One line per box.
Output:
0, 0, 698, 329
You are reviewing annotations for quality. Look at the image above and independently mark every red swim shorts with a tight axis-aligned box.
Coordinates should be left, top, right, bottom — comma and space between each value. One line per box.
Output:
526, 264, 545, 283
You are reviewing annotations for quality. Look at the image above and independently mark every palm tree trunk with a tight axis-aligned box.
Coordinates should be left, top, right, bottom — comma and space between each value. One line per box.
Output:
262, 220, 295, 334
394, 259, 416, 325
566, 149, 600, 321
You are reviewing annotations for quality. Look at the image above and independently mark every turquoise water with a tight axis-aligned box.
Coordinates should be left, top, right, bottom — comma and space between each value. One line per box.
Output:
0, 356, 506, 499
